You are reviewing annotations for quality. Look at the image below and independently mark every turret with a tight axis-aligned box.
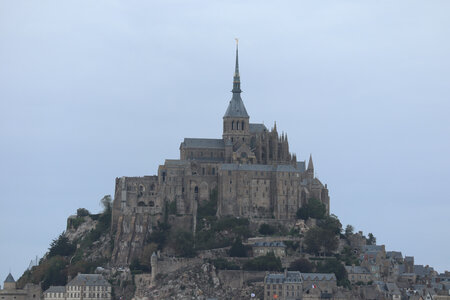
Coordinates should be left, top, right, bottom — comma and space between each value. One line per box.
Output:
3, 273, 16, 290
307, 154, 314, 178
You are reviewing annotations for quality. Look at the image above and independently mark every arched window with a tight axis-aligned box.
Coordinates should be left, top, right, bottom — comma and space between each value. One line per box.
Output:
236, 121, 239, 130
232, 121, 234, 130
242, 121, 244, 130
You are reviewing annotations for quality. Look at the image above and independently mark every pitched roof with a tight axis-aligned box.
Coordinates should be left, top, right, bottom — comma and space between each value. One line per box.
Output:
302, 273, 336, 281
345, 265, 370, 274
224, 94, 249, 118
67, 274, 110, 287
4, 273, 15, 283
249, 123, 267, 133
265, 271, 302, 284
181, 138, 225, 149
44, 286, 66, 293
220, 163, 304, 173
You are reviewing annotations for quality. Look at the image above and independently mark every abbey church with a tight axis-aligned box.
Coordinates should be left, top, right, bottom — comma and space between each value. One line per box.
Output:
111, 45, 330, 262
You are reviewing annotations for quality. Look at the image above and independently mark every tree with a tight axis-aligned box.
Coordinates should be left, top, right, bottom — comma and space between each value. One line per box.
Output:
100, 195, 112, 213
289, 258, 314, 273
229, 238, 247, 257
345, 225, 354, 237
318, 215, 342, 235
258, 223, 276, 235
172, 230, 195, 257
48, 233, 76, 258
76, 208, 90, 217
304, 226, 339, 255
296, 198, 326, 220
317, 259, 349, 288
243, 253, 282, 271
366, 233, 376, 245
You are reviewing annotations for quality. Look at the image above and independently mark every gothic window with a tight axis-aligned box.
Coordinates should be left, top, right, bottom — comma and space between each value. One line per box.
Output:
236, 121, 239, 130
202, 168, 205, 175
232, 121, 234, 130
212, 168, 215, 175
150, 184, 155, 191
194, 186, 198, 193
149, 201, 154, 207
231, 137, 234, 142
241, 121, 244, 130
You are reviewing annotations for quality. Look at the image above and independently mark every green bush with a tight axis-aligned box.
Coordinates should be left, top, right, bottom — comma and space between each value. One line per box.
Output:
289, 258, 314, 273
172, 230, 196, 257
77, 208, 90, 217
296, 198, 326, 220
316, 259, 349, 288
258, 223, 276, 235
243, 253, 282, 271
229, 238, 247, 257
211, 258, 240, 270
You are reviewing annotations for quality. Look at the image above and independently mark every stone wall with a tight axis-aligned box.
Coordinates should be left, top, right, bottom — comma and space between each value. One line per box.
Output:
217, 270, 266, 289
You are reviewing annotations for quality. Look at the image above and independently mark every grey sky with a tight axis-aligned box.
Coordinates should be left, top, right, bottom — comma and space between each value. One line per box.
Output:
1, 0, 449, 282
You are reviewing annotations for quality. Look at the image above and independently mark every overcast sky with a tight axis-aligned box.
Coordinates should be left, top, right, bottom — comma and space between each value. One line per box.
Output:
1, 0, 449, 283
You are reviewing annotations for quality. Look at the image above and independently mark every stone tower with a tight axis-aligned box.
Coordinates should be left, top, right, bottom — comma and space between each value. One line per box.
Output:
222, 40, 250, 149
151, 252, 158, 281
3, 273, 16, 290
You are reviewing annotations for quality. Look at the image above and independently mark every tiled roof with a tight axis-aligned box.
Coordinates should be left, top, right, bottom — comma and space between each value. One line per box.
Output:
181, 138, 225, 149
44, 286, 66, 293
67, 274, 110, 287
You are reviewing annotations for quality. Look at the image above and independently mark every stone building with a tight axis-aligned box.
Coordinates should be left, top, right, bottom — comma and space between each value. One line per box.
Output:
253, 242, 286, 258
345, 265, 372, 284
263, 271, 336, 300
43, 274, 111, 300
111, 43, 330, 265
0, 273, 41, 300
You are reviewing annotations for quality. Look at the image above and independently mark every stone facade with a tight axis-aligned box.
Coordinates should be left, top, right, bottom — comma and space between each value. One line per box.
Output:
111, 45, 330, 265
253, 242, 287, 258
43, 274, 111, 300
263, 270, 336, 300
0, 274, 41, 300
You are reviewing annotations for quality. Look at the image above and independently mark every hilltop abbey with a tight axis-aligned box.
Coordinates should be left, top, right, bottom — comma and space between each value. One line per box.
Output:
111, 44, 330, 262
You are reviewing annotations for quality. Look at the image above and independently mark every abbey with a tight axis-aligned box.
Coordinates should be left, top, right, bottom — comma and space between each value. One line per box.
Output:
111, 45, 330, 262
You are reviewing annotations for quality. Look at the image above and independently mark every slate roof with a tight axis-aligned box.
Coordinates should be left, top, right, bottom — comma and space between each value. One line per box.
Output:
386, 251, 403, 260
4, 273, 15, 283
249, 123, 267, 133
265, 271, 302, 284
362, 245, 384, 253
253, 242, 286, 248
67, 274, 110, 287
386, 282, 401, 295
181, 138, 225, 149
302, 273, 336, 281
220, 163, 304, 173
44, 286, 66, 293
164, 159, 190, 166
224, 94, 249, 118
345, 265, 370, 274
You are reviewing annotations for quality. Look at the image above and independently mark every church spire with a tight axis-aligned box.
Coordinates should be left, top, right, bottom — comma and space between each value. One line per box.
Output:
232, 38, 241, 94
307, 154, 314, 171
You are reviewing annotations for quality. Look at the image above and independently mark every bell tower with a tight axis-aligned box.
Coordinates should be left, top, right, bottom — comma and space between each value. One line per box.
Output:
223, 39, 250, 145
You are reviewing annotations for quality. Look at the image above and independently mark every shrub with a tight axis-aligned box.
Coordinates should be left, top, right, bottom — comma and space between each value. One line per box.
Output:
77, 208, 90, 217
258, 223, 276, 235
211, 258, 240, 270
172, 230, 195, 257
296, 198, 326, 220
243, 253, 282, 271
229, 238, 247, 257
289, 258, 314, 273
